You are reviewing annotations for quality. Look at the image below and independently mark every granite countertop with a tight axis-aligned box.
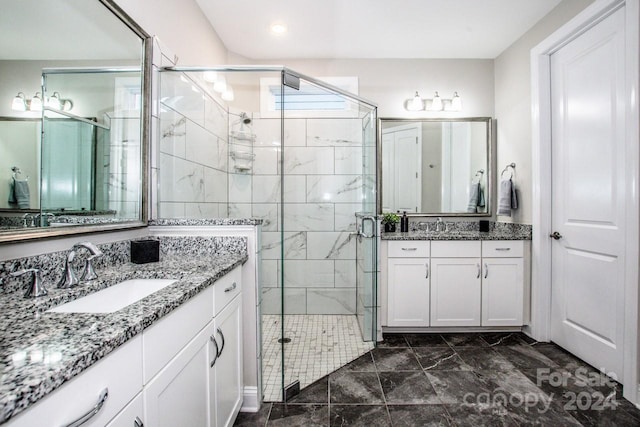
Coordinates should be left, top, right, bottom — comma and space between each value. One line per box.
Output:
382, 228, 532, 241
0, 252, 247, 424
149, 218, 263, 226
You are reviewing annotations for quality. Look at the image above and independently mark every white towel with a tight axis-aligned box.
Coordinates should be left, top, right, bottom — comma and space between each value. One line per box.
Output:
497, 178, 517, 216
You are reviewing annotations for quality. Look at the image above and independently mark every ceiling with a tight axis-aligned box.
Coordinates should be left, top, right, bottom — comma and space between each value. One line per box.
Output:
196, 0, 565, 59
0, 0, 142, 61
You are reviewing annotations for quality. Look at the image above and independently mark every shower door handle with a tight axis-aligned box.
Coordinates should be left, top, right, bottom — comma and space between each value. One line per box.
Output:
359, 216, 376, 239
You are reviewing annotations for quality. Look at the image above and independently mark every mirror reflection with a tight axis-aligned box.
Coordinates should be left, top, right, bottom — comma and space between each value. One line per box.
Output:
380, 117, 491, 215
0, 0, 145, 234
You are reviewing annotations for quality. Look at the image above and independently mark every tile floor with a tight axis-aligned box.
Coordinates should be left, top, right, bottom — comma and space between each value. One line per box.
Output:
238, 332, 640, 426
261, 315, 375, 402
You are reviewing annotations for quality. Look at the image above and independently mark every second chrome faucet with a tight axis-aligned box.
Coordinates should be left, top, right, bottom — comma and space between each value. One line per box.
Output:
57, 242, 104, 288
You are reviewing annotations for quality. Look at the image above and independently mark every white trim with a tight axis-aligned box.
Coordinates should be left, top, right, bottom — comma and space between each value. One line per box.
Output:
531, 0, 639, 405
240, 386, 260, 413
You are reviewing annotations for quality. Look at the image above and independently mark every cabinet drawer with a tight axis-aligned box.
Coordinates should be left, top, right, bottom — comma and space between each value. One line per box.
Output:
482, 241, 524, 257
431, 241, 480, 258
214, 266, 242, 315
7, 336, 143, 427
106, 392, 143, 427
143, 286, 214, 383
388, 241, 430, 258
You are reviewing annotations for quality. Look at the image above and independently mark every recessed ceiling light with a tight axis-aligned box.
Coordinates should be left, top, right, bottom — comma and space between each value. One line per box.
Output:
270, 23, 287, 34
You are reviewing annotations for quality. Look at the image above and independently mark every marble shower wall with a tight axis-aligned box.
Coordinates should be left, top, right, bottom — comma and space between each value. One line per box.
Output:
229, 116, 365, 315
158, 71, 229, 218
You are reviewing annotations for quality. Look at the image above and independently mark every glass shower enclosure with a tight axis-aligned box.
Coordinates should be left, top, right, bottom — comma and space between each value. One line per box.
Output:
158, 66, 378, 403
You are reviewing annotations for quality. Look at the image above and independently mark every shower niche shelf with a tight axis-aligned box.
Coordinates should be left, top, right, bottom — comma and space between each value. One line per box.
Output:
230, 128, 256, 173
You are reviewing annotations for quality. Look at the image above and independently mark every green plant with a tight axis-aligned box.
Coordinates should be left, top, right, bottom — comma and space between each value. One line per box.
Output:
381, 212, 400, 225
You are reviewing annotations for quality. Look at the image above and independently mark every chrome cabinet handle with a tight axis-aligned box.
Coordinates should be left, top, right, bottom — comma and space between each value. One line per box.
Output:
495, 248, 511, 251
216, 327, 226, 357
425, 262, 429, 279
134, 416, 144, 427
484, 263, 488, 278
210, 335, 219, 368
476, 264, 481, 279
65, 388, 108, 427
224, 282, 237, 293
401, 247, 417, 251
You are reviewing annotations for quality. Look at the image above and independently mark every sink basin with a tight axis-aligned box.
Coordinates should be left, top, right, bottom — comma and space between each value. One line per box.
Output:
48, 279, 177, 313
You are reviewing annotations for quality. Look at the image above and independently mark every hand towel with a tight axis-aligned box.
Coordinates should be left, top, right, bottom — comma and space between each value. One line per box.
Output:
497, 178, 517, 216
466, 182, 485, 213
8, 179, 30, 209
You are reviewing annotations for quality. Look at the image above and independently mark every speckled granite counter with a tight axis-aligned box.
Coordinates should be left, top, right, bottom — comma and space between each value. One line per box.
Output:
0, 246, 247, 424
149, 218, 263, 226
382, 222, 532, 241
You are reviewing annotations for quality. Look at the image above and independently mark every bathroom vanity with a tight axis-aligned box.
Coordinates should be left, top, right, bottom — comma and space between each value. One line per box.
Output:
381, 223, 531, 330
0, 235, 249, 427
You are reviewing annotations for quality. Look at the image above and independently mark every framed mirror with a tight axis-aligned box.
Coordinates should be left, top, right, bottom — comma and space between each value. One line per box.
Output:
379, 117, 492, 216
0, 0, 150, 243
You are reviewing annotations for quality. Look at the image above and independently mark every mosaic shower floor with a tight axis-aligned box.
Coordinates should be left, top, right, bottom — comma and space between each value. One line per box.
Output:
261, 314, 375, 402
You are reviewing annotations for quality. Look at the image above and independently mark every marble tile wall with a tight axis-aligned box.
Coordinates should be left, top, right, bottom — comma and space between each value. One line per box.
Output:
230, 116, 366, 315
157, 71, 229, 219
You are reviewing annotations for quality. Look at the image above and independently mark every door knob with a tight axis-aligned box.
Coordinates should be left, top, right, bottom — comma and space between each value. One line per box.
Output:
550, 231, 562, 240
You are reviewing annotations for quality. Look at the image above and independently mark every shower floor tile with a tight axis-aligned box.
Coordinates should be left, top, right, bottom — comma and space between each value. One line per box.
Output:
261, 314, 374, 402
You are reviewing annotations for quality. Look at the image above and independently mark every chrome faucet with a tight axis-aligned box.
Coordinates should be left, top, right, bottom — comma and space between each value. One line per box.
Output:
21, 213, 33, 228
72, 242, 104, 281
11, 268, 48, 298
435, 217, 447, 233
57, 250, 79, 288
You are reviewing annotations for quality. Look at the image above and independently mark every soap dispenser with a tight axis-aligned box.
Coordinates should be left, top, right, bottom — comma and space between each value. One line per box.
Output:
401, 211, 409, 232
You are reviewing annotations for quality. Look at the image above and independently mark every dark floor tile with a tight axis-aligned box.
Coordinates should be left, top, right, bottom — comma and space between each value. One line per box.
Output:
503, 400, 582, 426
329, 371, 385, 404
379, 371, 441, 404
268, 403, 329, 426
494, 344, 559, 370
566, 405, 640, 427
456, 348, 516, 373
441, 333, 489, 347
444, 403, 516, 427
414, 347, 472, 371
481, 332, 534, 347
288, 376, 328, 404
404, 333, 449, 347
330, 405, 391, 427
335, 352, 376, 373
533, 343, 591, 372
372, 347, 422, 371
426, 371, 492, 405
474, 370, 549, 404
377, 333, 409, 348
388, 405, 451, 426
520, 368, 596, 401
234, 403, 272, 426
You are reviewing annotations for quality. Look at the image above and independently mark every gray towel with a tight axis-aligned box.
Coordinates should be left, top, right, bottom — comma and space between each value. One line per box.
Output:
467, 182, 485, 213
497, 178, 517, 216
8, 179, 30, 209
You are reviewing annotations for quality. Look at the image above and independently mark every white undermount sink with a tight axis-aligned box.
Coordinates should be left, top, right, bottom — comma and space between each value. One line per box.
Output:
48, 279, 177, 314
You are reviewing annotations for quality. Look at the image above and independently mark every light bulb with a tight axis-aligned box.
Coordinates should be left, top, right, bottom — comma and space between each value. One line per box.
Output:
11, 92, 26, 111
221, 86, 234, 101
213, 76, 227, 93
429, 91, 442, 111
203, 71, 217, 83
451, 92, 462, 111
407, 91, 423, 111
29, 92, 42, 111
47, 92, 61, 110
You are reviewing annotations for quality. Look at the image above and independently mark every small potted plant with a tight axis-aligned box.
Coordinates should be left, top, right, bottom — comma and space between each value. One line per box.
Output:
381, 212, 400, 233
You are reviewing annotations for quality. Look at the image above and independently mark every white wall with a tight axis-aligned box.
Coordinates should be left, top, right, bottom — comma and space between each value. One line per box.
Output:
494, 0, 594, 224
115, 0, 228, 65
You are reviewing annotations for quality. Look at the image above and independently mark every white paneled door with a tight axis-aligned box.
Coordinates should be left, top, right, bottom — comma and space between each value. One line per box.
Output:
550, 6, 626, 378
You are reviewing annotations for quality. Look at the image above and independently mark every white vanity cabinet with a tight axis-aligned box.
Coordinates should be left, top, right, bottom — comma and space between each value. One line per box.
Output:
384, 239, 526, 329
387, 241, 430, 327
144, 266, 243, 427
430, 241, 482, 327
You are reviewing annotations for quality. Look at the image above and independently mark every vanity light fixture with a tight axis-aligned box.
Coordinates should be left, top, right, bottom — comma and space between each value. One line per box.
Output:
29, 92, 42, 112
11, 92, 26, 111
403, 91, 463, 112
46, 92, 61, 110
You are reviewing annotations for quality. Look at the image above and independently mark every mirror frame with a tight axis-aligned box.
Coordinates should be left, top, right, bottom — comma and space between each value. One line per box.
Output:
377, 117, 493, 217
0, 0, 152, 244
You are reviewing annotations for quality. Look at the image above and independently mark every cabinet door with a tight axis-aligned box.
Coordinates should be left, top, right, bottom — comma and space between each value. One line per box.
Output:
210, 295, 243, 427
106, 393, 143, 427
430, 258, 481, 326
387, 257, 430, 327
144, 321, 216, 427
482, 258, 524, 326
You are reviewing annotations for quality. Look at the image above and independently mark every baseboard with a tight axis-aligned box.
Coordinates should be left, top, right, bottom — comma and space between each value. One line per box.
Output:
240, 386, 260, 412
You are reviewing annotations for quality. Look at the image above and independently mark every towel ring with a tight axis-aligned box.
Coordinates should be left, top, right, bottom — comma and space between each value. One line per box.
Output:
501, 163, 516, 179
473, 169, 485, 184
